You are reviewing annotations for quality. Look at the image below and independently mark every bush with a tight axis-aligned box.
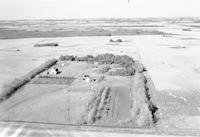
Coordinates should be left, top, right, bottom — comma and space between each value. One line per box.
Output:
105, 33, 112, 36
98, 76, 105, 83
1, 77, 29, 101
109, 69, 127, 76
109, 39, 123, 43
99, 66, 111, 73
59, 54, 137, 74
59, 55, 76, 61
95, 53, 115, 64
0, 59, 57, 102
76, 55, 94, 62
130, 73, 158, 126
109, 68, 135, 76
59, 55, 95, 62
116, 39, 123, 42
109, 39, 114, 42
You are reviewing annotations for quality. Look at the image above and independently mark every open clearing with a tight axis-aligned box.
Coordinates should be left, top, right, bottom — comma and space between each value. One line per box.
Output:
0, 19, 200, 136
0, 54, 158, 128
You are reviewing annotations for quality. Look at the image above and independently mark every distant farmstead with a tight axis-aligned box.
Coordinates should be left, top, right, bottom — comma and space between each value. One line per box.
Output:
34, 43, 59, 47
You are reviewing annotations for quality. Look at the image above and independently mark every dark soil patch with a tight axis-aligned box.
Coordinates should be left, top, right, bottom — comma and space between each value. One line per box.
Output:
169, 46, 187, 49
32, 76, 75, 85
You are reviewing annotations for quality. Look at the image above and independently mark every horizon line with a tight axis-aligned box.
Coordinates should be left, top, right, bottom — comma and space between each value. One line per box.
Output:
0, 16, 200, 21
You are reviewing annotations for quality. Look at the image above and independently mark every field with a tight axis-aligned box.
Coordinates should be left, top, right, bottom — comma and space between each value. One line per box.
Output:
0, 18, 200, 136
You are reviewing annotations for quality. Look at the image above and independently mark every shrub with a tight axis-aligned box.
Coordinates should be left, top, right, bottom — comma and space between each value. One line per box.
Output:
130, 73, 158, 126
109, 69, 127, 76
118, 55, 134, 66
99, 66, 111, 73
76, 55, 94, 62
98, 76, 105, 83
59, 54, 137, 72
105, 33, 112, 36
1, 77, 29, 101
109, 39, 123, 43
95, 53, 115, 64
116, 39, 123, 42
59, 55, 76, 61
95, 54, 134, 66
27, 59, 58, 79
109, 68, 135, 76
109, 39, 114, 42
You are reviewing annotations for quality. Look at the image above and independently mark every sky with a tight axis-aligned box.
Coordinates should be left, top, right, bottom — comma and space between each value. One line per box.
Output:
0, 0, 199, 20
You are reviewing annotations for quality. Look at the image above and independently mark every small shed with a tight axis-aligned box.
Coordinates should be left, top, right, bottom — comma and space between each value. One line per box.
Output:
47, 68, 61, 75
